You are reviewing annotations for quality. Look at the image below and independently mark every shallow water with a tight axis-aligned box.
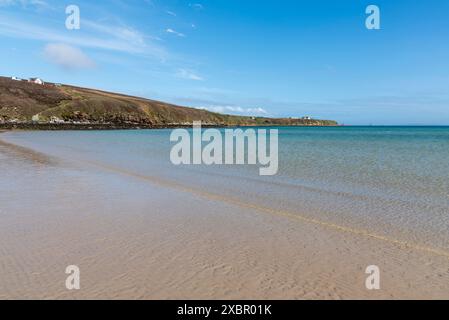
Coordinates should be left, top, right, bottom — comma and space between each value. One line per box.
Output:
3, 127, 449, 248
2, 126, 449, 299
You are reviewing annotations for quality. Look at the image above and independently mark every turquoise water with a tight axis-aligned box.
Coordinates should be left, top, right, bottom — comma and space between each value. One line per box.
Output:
4, 126, 449, 248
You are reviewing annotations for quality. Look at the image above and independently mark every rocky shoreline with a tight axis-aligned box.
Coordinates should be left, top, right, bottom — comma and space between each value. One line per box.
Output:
0, 123, 182, 131
0, 122, 339, 131
0, 122, 244, 131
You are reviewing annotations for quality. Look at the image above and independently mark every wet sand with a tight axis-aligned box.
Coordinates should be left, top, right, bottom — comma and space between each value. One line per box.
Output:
1, 132, 449, 299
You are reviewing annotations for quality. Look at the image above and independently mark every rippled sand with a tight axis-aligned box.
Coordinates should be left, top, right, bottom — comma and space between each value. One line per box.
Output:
1, 131, 449, 300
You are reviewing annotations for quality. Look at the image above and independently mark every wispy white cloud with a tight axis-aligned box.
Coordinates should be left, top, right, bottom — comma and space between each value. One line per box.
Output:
201, 105, 268, 116
189, 3, 204, 11
44, 43, 95, 70
166, 28, 185, 37
82, 20, 157, 47
0, 0, 49, 8
142, 0, 155, 6
0, 14, 168, 59
176, 69, 203, 81
166, 10, 177, 17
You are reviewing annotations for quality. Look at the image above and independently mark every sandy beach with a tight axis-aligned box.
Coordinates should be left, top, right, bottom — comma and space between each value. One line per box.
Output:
1, 129, 449, 300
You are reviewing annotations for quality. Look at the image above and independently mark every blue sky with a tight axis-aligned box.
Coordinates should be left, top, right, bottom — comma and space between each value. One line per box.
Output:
1, 0, 449, 125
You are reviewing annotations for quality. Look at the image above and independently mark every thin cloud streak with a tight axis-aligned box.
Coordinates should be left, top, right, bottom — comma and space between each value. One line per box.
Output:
166, 28, 185, 37
200, 105, 268, 116
176, 69, 203, 81
0, 14, 168, 59
0, 0, 50, 9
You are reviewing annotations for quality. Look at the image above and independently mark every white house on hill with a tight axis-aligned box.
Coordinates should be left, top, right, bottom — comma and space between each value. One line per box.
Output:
29, 78, 45, 85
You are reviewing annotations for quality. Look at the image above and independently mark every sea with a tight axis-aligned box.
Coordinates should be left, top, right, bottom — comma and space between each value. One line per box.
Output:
2, 126, 449, 249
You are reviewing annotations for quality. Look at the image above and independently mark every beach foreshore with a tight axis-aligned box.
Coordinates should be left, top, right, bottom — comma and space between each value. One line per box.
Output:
1, 132, 449, 300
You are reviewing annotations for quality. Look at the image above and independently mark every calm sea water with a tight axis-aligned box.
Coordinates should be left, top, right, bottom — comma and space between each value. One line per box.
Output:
3, 126, 449, 248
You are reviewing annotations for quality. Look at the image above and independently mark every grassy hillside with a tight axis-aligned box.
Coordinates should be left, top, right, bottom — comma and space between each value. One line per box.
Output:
0, 77, 338, 127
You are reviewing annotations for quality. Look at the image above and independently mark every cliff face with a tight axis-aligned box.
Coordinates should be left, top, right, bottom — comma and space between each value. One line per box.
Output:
0, 77, 338, 127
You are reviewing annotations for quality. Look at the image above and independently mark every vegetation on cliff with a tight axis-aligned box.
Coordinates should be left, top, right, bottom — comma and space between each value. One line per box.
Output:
0, 77, 337, 128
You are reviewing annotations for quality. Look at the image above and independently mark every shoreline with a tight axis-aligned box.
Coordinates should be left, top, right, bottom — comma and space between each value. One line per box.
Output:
0, 123, 340, 131
0, 123, 196, 131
